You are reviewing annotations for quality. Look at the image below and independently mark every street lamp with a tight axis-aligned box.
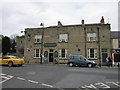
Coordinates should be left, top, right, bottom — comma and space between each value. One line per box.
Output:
40, 23, 44, 64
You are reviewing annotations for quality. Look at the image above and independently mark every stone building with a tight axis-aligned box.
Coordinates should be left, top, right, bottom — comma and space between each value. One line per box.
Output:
24, 18, 112, 65
111, 31, 120, 62
16, 36, 25, 58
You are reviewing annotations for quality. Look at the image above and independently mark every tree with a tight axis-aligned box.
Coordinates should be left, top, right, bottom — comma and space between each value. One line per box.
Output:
2, 36, 10, 55
10, 34, 18, 53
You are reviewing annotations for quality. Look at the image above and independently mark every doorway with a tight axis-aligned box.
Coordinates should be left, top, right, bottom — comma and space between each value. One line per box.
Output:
49, 53, 54, 62
102, 53, 108, 62
114, 54, 120, 62
101, 49, 108, 65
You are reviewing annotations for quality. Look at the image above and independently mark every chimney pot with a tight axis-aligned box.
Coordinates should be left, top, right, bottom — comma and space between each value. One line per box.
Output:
81, 20, 85, 24
58, 21, 62, 26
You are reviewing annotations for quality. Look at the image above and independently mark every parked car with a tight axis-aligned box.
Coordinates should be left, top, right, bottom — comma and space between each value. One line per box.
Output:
68, 54, 97, 68
0, 56, 25, 67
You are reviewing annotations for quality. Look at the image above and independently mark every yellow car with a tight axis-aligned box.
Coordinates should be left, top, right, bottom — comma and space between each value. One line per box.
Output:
0, 56, 25, 67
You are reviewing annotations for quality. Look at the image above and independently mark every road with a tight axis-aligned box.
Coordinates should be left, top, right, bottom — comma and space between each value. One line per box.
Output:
1, 64, 120, 90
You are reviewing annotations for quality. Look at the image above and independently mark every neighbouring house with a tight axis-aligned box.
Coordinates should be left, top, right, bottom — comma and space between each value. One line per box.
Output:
111, 31, 120, 63
0, 35, 2, 57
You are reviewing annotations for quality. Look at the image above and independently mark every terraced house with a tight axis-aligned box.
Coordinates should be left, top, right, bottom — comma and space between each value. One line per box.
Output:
24, 17, 112, 65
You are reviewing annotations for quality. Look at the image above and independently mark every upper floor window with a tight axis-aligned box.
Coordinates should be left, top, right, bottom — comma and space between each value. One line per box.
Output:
87, 33, 96, 41
59, 34, 68, 42
34, 35, 42, 43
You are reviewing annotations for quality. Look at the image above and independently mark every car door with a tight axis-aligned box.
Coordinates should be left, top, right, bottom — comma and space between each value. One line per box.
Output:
2, 57, 10, 65
79, 56, 87, 66
74, 56, 81, 65
0, 57, 2, 64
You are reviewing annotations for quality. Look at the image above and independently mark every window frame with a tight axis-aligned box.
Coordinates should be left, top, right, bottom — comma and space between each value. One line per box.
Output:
59, 49, 67, 59
34, 49, 41, 58
87, 33, 97, 41
34, 35, 42, 43
59, 34, 68, 42
87, 48, 97, 59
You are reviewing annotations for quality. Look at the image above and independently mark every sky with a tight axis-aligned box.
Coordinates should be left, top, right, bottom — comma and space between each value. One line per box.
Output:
0, 0, 119, 37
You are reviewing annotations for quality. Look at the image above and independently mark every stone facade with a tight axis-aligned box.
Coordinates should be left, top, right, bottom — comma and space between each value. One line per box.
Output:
24, 21, 111, 65
16, 36, 25, 58
111, 31, 120, 62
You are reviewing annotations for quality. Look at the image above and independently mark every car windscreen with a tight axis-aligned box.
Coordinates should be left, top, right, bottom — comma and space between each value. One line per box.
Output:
11, 56, 18, 59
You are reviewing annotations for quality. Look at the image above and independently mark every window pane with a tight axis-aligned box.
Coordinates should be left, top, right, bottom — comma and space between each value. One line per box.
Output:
34, 35, 42, 43
87, 33, 96, 41
59, 34, 68, 42
34, 49, 40, 58
62, 49, 65, 57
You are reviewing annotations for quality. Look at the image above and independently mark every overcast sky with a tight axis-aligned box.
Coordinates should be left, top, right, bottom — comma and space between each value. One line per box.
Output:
0, 0, 119, 37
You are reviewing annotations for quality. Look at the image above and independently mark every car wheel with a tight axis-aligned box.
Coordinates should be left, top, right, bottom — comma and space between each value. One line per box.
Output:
8, 61, 13, 67
88, 63, 92, 68
69, 63, 73, 67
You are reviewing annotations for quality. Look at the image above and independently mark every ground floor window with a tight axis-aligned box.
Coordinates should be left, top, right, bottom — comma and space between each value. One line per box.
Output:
59, 49, 67, 58
34, 49, 40, 58
87, 48, 97, 59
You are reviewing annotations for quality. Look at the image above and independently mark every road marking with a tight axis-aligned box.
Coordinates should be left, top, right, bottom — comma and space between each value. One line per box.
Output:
81, 82, 120, 89
28, 80, 39, 84
0, 73, 6, 76
17, 77, 25, 81
42, 83, 53, 88
0, 74, 13, 84
7, 75, 14, 78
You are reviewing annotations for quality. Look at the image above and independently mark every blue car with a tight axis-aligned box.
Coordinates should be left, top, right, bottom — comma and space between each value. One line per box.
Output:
68, 55, 97, 68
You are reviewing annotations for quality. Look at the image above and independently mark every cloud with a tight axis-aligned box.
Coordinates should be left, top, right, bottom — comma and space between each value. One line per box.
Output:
1, 1, 119, 36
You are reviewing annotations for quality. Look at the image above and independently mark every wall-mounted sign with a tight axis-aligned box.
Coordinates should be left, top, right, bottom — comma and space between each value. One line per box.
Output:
34, 43, 57, 47
44, 43, 57, 47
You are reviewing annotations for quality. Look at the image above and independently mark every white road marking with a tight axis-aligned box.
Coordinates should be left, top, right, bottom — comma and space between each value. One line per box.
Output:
0, 73, 6, 76
6, 75, 13, 78
17, 77, 25, 80
28, 80, 39, 84
1, 76, 10, 79
42, 83, 53, 88
0, 74, 13, 84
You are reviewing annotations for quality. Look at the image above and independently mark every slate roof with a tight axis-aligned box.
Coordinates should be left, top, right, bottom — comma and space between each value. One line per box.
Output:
111, 31, 120, 39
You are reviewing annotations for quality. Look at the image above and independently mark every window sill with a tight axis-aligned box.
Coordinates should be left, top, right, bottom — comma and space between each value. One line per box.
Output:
33, 57, 41, 59
34, 43, 42, 44
59, 58, 67, 60
88, 58, 97, 60
86, 41, 97, 43
58, 42, 68, 43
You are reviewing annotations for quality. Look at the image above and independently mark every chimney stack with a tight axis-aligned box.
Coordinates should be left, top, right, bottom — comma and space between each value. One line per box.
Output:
81, 19, 85, 24
100, 16, 105, 24
58, 21, 62, 26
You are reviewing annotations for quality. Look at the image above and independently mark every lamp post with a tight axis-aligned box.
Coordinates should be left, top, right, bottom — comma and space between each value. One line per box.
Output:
40, 23, 44, 64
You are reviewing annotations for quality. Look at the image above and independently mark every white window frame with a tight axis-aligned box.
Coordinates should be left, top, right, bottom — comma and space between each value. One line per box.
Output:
59, 34, 68, 42
34, 35, 42, 43
87, 33, 96, 41
87, 48, 97, 59
34, 49, 41, 58
59, 49, 67, 59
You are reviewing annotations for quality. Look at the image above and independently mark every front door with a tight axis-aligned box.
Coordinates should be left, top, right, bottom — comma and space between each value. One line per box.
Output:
102, 53, 108, 65
114, 54, 120, 62
49, 53, 53, 62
